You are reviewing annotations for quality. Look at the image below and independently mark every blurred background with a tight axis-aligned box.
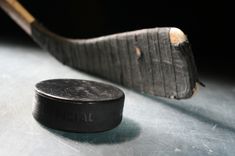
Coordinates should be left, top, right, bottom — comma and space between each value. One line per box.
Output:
0, 0, 227, 78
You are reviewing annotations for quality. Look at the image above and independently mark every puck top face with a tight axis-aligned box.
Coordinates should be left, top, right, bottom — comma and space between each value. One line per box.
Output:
35, 79, 124, 102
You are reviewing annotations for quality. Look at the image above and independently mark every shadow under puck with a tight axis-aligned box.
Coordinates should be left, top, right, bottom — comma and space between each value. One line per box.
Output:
32, 79, 125, 132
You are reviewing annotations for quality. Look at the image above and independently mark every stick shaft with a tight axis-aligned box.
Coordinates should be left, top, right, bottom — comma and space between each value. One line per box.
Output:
0, 0, 35, 34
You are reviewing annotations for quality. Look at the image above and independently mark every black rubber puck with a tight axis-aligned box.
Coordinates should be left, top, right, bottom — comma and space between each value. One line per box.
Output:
32, 79, 125, 132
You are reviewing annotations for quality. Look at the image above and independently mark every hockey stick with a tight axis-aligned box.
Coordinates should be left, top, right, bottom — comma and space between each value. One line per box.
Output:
0, 0, 200, 99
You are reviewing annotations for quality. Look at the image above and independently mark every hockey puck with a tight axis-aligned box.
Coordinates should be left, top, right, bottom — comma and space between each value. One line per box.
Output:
32, 79, 125, 132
